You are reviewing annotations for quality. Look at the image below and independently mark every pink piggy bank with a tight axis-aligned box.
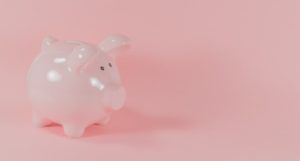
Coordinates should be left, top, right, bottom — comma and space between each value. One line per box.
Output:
28, 34, 130, 137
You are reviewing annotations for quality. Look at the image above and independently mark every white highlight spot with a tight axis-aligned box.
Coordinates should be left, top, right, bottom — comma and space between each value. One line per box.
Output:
47, 70, 62, 82
90, 77, 105, 91
53, 57, 66, 63
78, 54, 83, 59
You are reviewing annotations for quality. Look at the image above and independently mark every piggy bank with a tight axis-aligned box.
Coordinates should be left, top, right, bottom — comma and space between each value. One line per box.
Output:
28, 34, 130, 137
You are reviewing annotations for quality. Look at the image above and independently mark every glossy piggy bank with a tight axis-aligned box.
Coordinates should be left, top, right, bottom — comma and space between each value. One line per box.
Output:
28, 34, 129, 137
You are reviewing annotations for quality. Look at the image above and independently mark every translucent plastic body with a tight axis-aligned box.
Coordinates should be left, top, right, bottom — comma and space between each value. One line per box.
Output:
28, 35, 129, 138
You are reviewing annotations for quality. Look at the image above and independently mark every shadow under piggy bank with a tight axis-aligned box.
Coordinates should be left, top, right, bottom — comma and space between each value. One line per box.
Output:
45, 107, 192, 146
85, 107, 192, 146
88, 107, 191, 134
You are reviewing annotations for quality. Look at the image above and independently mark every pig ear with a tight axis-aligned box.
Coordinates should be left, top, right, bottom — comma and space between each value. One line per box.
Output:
67, 45, 95, 73
41, 35, 58, 52
98, 34, 130, 56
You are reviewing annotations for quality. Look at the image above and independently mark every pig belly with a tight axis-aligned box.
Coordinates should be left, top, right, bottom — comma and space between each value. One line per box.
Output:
29, 88, 109, 126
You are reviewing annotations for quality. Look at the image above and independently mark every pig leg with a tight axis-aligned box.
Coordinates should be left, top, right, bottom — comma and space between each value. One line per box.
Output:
63, 124, 86, 138
96, 115, 111, 125
32, 111, 52, 127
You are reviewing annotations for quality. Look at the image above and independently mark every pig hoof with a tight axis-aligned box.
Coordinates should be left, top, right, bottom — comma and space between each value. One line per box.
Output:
63, 124, 85, 138
32, 112, 52, 127
97, 115, 110, 125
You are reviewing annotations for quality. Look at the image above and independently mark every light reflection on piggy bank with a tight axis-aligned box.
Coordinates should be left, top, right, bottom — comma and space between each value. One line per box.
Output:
28, 34, 130, 138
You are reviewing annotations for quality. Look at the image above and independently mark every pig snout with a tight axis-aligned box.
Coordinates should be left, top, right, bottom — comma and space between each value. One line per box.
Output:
106, 84, 126, 110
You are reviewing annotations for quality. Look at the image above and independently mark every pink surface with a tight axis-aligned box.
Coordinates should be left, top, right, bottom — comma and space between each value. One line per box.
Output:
0, 0, 299, 160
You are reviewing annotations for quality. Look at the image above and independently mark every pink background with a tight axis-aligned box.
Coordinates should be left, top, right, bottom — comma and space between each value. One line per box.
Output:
0, 0, 300, 160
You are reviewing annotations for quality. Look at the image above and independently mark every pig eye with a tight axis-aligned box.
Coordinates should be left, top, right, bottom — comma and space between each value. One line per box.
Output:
100, 66, 105, 70
108, 62, 112, 67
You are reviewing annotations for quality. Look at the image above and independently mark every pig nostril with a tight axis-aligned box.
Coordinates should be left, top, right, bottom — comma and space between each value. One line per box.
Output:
100, 66, 104, 70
